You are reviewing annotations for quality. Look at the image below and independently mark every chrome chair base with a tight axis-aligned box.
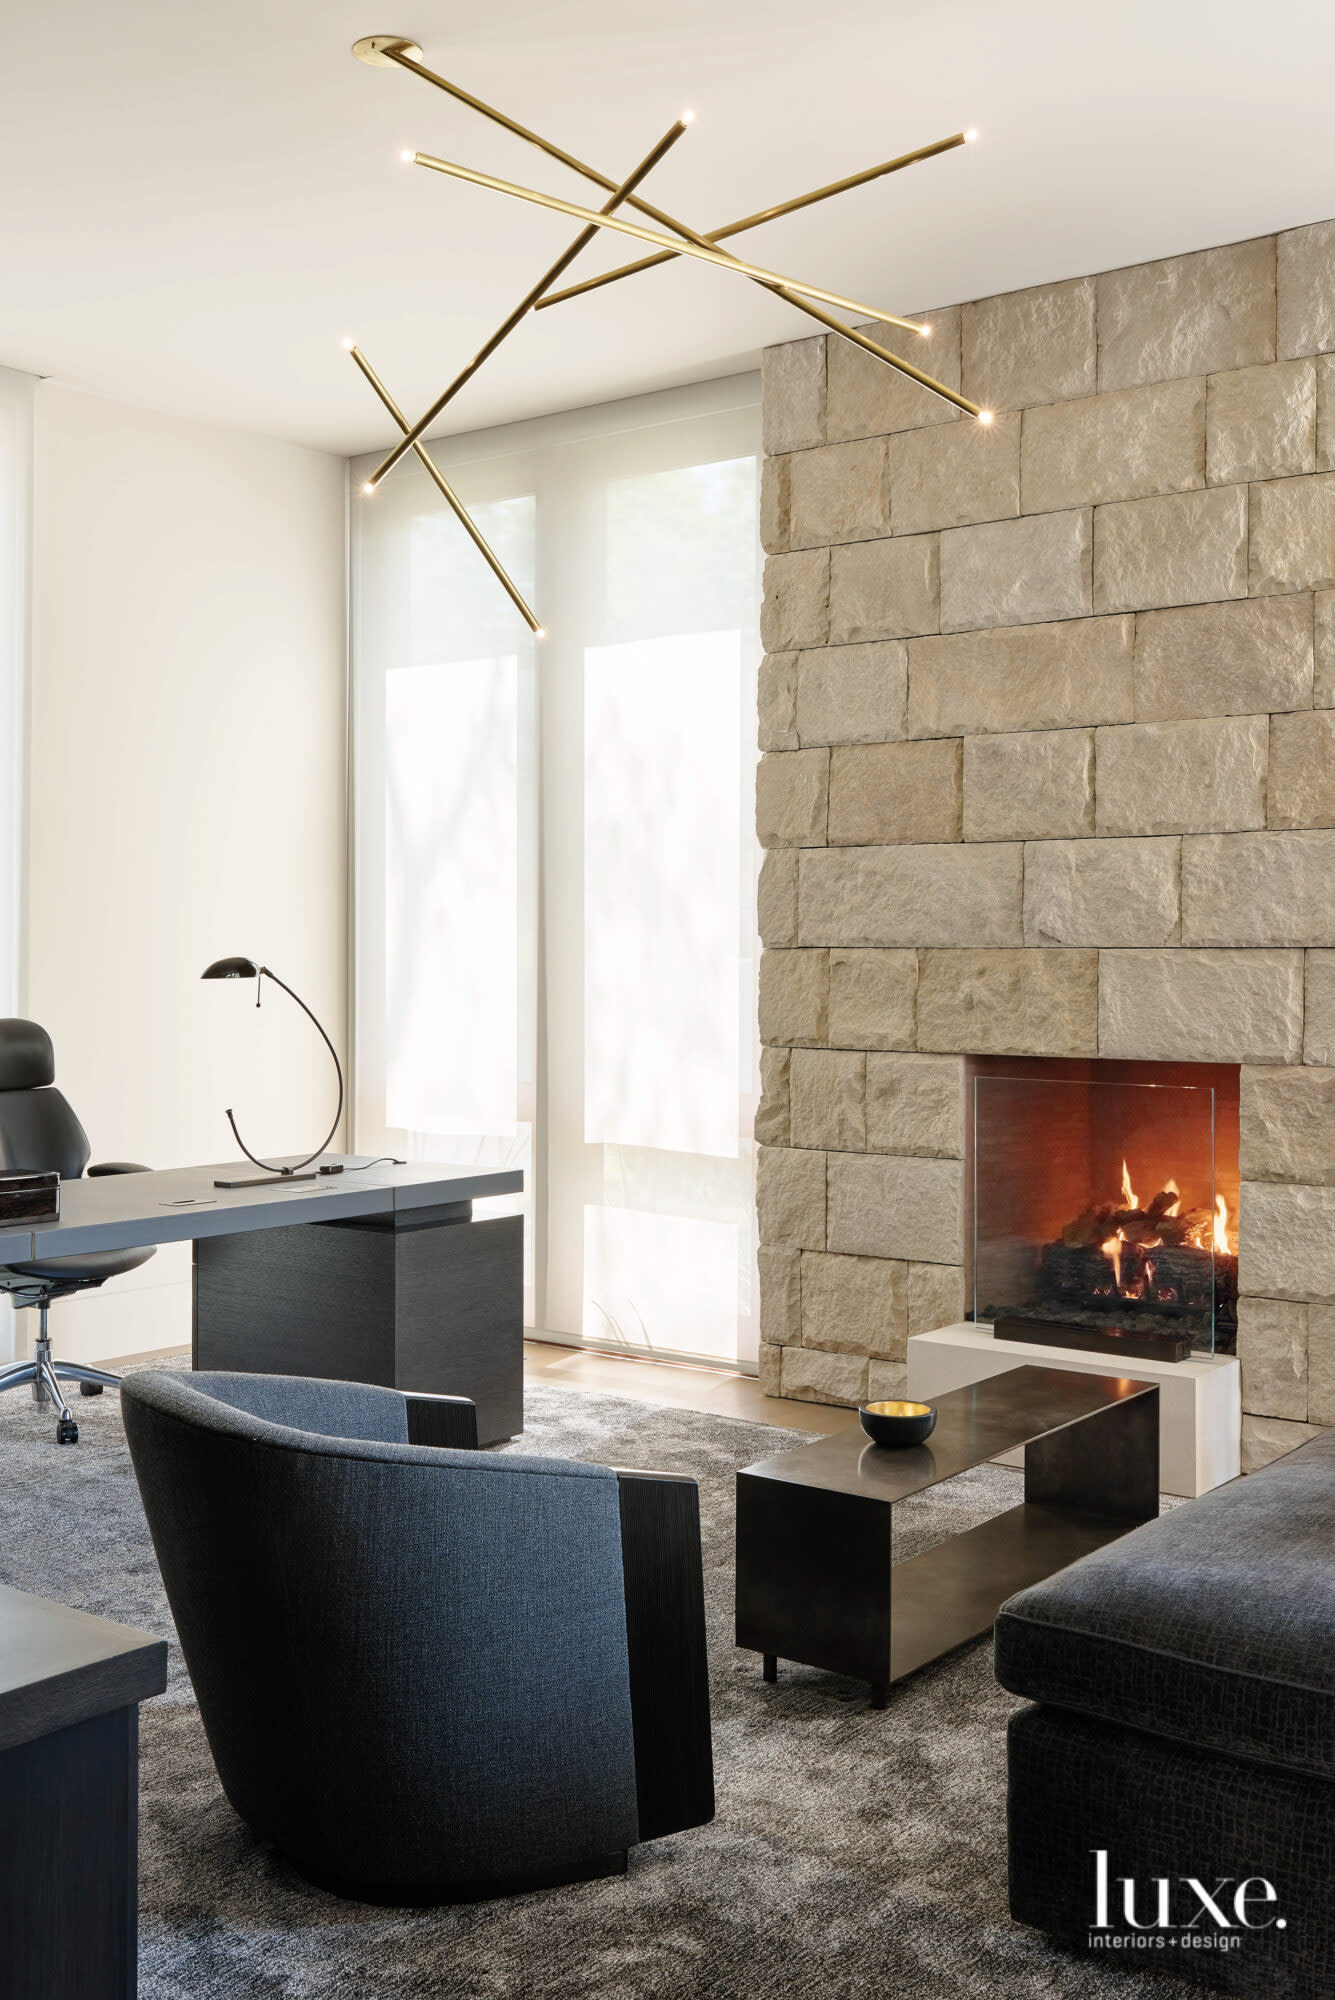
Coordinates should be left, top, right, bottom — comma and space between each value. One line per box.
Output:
0, 1309, 120, 1441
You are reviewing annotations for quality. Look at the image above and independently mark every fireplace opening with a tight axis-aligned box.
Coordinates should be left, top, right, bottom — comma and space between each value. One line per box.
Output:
966, 1057, 1240, 1359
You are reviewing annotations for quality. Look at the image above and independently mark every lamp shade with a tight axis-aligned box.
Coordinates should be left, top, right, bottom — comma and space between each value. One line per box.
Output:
202, 957, 259, 980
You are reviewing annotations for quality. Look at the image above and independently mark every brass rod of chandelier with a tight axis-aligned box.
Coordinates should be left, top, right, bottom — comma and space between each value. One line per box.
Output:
347, 345, 544, 635
408, 154, 936, 344
364, 43, 980, 484
535, 133, 967, 313
363, 117, 687, 491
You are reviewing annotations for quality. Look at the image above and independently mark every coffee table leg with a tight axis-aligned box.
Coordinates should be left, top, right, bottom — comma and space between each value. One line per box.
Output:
763, 1653, 777, 1683
870, 1682, 888, 1710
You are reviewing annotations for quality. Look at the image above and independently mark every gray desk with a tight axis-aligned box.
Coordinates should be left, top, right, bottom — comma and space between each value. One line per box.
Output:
21, 1158, 525, 1444
0, 1583, 167, 1999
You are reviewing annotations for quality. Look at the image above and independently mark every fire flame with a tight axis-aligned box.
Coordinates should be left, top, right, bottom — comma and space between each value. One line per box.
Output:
1120, 1159, 1136, 1209
1100, 1233, 1123, 1287
1163, 1177, 1180, 1217
1214, 1193, 1229, 1256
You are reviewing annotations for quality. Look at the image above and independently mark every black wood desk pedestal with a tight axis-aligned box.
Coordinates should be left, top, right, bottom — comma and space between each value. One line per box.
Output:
193, 1203, 524, 1444
0, 1585, 166, 2000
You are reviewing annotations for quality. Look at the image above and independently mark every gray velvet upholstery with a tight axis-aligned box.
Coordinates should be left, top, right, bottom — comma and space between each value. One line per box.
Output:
996, 1429, 1335, 1777
998, 1434, 1335, 1996
121, 1370, 643, 1901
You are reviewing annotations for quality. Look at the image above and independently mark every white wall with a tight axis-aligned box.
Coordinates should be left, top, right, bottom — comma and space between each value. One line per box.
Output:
11, 382, 347, 1365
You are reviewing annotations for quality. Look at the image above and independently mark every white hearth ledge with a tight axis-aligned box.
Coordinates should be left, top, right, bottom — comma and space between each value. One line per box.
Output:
906, 1323, 1241, 1499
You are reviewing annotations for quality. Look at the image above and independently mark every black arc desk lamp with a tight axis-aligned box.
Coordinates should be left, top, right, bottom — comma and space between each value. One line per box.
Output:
202, 957, 344, 1189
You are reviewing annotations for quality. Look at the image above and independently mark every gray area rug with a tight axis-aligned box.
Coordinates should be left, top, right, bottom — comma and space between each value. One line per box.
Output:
0, 1367, 1196, 2000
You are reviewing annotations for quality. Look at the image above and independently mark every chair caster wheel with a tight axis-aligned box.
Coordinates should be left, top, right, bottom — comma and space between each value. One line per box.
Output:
56, 1418, 79, 1444
79, 1381, 103, 1397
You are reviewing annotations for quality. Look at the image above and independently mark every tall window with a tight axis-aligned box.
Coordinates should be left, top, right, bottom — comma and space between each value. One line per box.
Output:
352, 378, 761, 1365
0, 368, 33, 1016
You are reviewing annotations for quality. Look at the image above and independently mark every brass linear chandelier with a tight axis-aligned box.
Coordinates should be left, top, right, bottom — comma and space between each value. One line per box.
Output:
348, 33, 991, 633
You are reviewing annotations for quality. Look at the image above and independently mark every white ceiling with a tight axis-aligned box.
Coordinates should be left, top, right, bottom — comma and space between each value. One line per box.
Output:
5, 0, 1335, 457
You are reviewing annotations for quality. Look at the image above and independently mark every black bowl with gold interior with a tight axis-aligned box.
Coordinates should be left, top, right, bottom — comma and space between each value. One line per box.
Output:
859, 1399, 937, 1448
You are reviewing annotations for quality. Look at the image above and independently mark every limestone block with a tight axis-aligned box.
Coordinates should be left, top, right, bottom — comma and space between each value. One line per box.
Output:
789, 1048, 866, 1153
827, 739, 963, 846
1098, 949, 1303, 1064
827, 949, 917, 1051
758, 1244, 802, 1346
1318, 358, 1335, 474
757, 1342, 783, 1397
1277, 220, 1335, 361
756, 1145, 826, 1252
760, 454, 790, 554
1097, 238, 1276, 390
1240, 1181, 1335, 1300
826, 1153, 963, 1264
1183, 831, 1335, 947
908, 616, 1133, 737
1021, 379, 1205, 514
908, 1262, 967, 1337
960, 277, 1097, 412
964, 729, 1094, 841
1023, 837, 1180, 947
761, 548, 829, 652
800, 1251, 907, 1358
1241, 1063, 1335, 1185
780, 1345, 868, 1407
867, 1359, 909, 1402
1133, 595, 1314, 722
826, 309, 962, 442
756, 748, 829, 847
795, 641, 907, 746
1241, 1414, 1325, 1473
941, 509, 1092, 633
1094, 486, 1248, 613
1305, 950, 1335, 1065
828, 536, 940, 645
1207, 360, 1315, 484
762, 334, 825, 454
1250, 474, 1335, 595
917, 948, 1098, 1057
798, 843, 1022, 948
788, 437, 891, 549
758, 849, 799, 947
1237, 1297, 1308, 1420
865, 1053, 965, 1157
1095, 716, 1267, 836
1270, 711, 1335, 829
1317, 591, 1335, 708
755, 1046, 791, 1147
758, 948, 829, 1047
758, 651, 798, 751
888, 411, 1020, 535
1307, 1302, 1335, 1424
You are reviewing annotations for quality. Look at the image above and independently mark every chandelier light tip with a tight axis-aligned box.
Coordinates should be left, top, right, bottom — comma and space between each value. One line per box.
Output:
362, 480, 376, 495
535, 627, 548, 640
341, 337, 356, 350
977, 409, 995, 425
681, 108, 696, 124
965, 127, 980, 142
400, 148, 416, 164
917, 322, 932, 336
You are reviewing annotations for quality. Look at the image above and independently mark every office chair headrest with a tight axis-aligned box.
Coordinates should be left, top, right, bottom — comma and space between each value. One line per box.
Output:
0, 1020, 55, 1090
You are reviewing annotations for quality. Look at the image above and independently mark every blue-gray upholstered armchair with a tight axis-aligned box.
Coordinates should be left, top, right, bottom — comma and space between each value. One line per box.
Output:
121, 1370, 714, 1902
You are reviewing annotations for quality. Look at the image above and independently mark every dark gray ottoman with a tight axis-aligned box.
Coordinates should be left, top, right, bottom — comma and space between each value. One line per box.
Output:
995, 1430, 1335, 1997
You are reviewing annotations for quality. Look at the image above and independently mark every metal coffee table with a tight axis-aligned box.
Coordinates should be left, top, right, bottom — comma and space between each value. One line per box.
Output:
735, 1364, 1159, 1706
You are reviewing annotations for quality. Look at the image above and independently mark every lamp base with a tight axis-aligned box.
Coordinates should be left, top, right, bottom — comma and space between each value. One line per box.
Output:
213, 1172, 319, 1190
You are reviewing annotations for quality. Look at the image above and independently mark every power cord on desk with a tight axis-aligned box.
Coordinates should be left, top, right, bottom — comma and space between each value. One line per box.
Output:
317, 1156, 406, 1176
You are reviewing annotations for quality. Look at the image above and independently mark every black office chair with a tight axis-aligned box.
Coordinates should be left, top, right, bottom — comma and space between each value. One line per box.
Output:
0, 1020, 153, 1442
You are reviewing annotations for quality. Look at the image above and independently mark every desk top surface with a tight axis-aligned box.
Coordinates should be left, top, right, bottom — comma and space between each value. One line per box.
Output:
2, 1157, 522, 1260
0, 1582, 168, 1753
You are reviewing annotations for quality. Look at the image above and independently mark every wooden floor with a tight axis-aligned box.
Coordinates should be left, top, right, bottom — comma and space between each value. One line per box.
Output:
107, 1339, 859, 1435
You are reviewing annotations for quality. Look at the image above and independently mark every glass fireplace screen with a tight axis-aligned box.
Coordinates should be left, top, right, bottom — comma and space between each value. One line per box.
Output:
972, 1074, 1237, 1357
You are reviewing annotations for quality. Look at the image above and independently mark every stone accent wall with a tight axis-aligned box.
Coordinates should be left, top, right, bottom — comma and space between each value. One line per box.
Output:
756, 221, 1335, 1471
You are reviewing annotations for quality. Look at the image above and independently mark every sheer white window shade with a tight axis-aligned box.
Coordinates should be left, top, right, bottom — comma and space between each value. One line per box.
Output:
352, 376, 761, 1367
0, 368, 33, 1017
